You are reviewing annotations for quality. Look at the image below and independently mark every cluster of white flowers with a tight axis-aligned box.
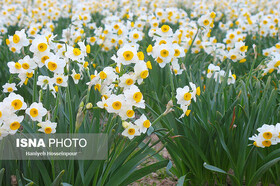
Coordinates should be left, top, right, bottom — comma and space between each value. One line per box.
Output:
3, 27, 90, 138
175, 83, 200, 118
249, 123, 280, 148
0, 92, 56, 139
146, 24, 186, 74
206, 64, 236, 85
261, 44, 280, 75
121, 114, 151, 139
1, 0, 257, 83
6, 30, 88, 93
1, 0, 280, 141
91, 43, 152, 139
3, 27, 152, 140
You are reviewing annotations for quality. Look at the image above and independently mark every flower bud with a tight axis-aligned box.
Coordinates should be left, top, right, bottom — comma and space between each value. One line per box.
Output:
122, 121, 130, 128
86, 103, 93, 109
163, 100, 174, 115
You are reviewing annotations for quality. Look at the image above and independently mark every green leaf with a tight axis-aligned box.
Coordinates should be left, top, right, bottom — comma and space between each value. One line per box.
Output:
61, 183, 72, 186
108, 140, 139, 175
51, 170, 65, 186
166, 160, 173, 176
120, 160, 169, 185
51, 40, 66, 44
176, 175, 187, 186
248, 157, 280, 186
83, 161, 101, 186
21, 120, 36, 133
147, 126, 154, 136
25, 182, 34, 186
0, 168, 4, 185
33, 161, 51, 185
203, 163, 239, 185
105, 150, 151, 186
21, 173, 35, 184
78, 160, 85, 184
16, 169, 23, 186
203, 163, 227, 174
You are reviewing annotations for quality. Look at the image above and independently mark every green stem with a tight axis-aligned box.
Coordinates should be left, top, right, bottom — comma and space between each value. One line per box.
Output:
66, 85, 74, 133
169, 64, 176, 101
184, 28, 200, 65
151, 113, 166, 127
51, 158, 55, 181
52, 88, 60, 122
104, 114, 114, 133
32, 68, 38, 129
76, 70, 92, 133
32, 68, 38, 102
245, 47, 258, 89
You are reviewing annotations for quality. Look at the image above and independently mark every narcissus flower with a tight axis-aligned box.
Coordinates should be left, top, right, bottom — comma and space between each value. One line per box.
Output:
179, 104, 191, 118
87, 36, 96, 45
129, 29, 143, 43
8, 29, 29, 53
2, 114, 24, 135
65, 42, 87, 62
33, 51, 54, 68
38, 120, 57, 134
227, 71, 236, 85
97, 97, 109, 109
111, 44, 138, 66
207, 64, 220, 78
249, 134, 276, 148
18, 55, 37, 73
257, 124, 277, 140
45, 55, 66, 74
176, 82, 199, 118
118, 103, 135, 120
71, 69, 83, 84
172, 43, 185, 58
249, 123, 280, 148
3, 93, 27, 111
189, 82, 199, 102
98, 67, 118, 86
135, 114, 151, 133
52, 74, 68, 87
134, 61, 149, 84
26, 102, 48, 122
156, 25, 173, 38
152, 43, 175, 68
171, 58, 183, 75
124, 85, 145, 109
176, 85, 192, 106
105, 94, 126, 114
121, 123, 140, 139
30, 36, 50, 55
119, 73, 136, 89
2, 83, 17, 93
7, 61, 24, 74
198, 14, 213, 28
37, 76, 53, 90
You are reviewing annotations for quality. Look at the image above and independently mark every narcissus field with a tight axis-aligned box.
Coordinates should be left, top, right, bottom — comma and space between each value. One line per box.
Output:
0, 0, 280, 185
